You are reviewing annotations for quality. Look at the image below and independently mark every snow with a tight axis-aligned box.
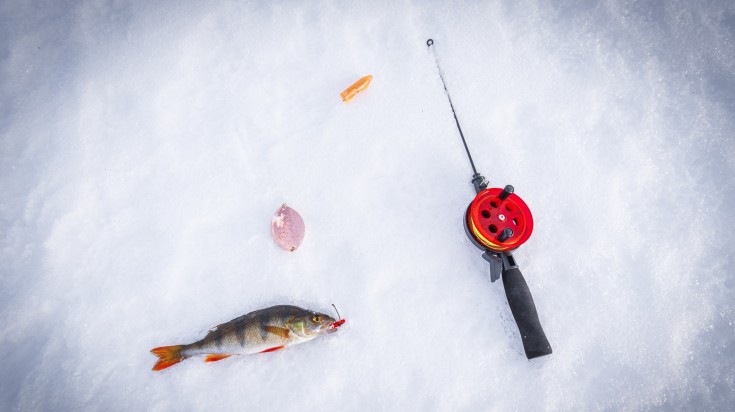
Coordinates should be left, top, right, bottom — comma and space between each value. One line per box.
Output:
2, 0, 734, 410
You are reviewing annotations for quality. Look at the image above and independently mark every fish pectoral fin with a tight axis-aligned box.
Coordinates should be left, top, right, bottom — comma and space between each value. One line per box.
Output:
264, 326, 291, 340
259, 345, 285, 353
205, 354, 233, 363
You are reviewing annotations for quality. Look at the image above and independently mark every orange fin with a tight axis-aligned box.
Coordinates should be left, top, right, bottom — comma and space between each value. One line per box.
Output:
205, 354, 233, 363
341, 75, 373, 102
259, 345, 285, 353
150, 345, 184, 371
265, 326, 290, 339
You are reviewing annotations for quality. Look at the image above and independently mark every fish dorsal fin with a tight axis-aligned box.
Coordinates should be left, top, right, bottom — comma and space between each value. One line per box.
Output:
265, 326, 291, 340
206, 313, 256, 337
204, 326, 223, 339
203, 306, 303, 340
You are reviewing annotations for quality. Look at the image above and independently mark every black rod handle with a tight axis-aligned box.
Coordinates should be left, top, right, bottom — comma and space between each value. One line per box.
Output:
502, 267, 552, 359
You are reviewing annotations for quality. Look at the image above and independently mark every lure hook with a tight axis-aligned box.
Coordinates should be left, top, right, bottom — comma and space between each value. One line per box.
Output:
330, 304, 345, 329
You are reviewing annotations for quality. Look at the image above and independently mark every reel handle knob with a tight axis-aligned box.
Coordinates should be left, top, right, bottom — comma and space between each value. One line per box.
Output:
502, 266, 552, 359
496, 227, 514, 242
499, 185, 514, 200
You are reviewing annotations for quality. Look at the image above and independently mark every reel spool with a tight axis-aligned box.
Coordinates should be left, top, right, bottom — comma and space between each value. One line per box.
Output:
465, 185, 533, 253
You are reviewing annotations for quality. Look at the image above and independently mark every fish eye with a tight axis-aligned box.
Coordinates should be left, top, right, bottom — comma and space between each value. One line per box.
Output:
312, 315, 321, 323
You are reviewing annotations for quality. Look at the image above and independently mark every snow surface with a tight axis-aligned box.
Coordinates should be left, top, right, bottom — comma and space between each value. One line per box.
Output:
2, 0, 735, 410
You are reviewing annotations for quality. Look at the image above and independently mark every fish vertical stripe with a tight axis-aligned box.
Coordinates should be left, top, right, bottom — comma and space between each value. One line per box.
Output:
236, 324, 247, 347
258, 323, 269, 341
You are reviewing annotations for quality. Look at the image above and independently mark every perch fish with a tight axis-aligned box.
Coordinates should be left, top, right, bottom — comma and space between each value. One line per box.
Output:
151, 305, 345, 371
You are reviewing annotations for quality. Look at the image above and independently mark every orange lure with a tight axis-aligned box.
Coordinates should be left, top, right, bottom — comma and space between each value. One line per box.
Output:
340, 75, 373, 102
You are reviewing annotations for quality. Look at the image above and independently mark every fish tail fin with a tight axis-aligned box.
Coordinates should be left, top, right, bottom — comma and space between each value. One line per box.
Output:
151, 345, 185, 371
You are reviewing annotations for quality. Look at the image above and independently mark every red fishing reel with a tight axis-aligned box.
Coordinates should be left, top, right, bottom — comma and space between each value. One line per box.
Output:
465, 185, 533, 253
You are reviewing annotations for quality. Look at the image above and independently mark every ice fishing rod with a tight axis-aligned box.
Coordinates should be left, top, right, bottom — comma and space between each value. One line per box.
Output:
427, 38, 552, 359
426, 39, 478, 176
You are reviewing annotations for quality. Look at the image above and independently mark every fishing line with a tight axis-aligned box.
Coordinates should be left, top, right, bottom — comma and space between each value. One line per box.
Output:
427, 38, 478, 176
331, 303, 341, 321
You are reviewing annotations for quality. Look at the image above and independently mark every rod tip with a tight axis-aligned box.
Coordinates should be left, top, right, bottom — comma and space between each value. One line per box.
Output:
427, 39, 433, 46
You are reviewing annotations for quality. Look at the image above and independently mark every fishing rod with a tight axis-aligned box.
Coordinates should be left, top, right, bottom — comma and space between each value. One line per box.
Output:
427, 38, 552, 359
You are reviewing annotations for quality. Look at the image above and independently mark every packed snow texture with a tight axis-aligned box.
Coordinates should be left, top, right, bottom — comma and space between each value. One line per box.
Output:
2, 0, 734, 410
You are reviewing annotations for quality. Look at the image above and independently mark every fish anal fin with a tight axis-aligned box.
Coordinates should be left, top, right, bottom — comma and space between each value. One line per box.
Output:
265, 326, 290, 340
259, 345, 285, 353
205, 354, 233, 363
